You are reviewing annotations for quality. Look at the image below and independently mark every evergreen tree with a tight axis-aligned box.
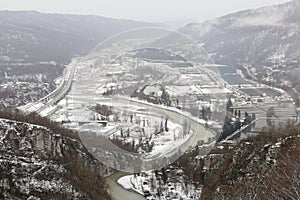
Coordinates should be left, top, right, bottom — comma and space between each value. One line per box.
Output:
165, 117, 169, 132
296, 96, 300, 107
226, 98, 234, 113
252, 113, 256, 128
161, 168, 168, 184
234, 109, 238, 117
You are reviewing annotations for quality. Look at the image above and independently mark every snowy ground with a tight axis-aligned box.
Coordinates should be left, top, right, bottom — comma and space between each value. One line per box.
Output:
108, 109, 193, 159
117, 171, 201, 200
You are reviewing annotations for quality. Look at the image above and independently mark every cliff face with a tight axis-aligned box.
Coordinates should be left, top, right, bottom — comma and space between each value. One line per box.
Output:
200, 123, 300, 200
0, 118, 111, 200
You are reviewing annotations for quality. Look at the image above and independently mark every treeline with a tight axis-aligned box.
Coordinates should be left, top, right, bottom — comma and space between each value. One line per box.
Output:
173, 146, 205, 186
217, 98, 256, 142
201, 122, 300, 200
0, 63, 64, 83
0, 108, 79, 140
0, 107, 111, 200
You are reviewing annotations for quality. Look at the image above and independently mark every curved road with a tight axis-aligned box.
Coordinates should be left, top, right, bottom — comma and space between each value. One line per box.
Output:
104, 97, 215, 200
19, 60, 77, 115
86, 96, 215, 172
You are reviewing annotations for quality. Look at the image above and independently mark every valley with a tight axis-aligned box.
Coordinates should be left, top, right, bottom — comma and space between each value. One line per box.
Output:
1, 1, 300, 199
18, 26, 298, 199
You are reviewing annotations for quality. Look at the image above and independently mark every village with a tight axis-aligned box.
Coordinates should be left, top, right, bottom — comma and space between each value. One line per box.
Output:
42, 29, 299, 199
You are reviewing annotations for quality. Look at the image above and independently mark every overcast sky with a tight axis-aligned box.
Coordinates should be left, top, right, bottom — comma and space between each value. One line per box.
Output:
0, 0, 292, 22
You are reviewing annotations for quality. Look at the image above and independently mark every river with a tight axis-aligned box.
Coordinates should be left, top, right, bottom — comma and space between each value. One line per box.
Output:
106, 171, 146, 200
95, 96, 215, 199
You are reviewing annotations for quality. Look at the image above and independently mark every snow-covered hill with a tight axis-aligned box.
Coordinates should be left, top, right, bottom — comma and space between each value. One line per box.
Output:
180, 0, 300, 67
0, 11, 156, 107
200, 123, 300, 199
0, 10, 155, 63
0, 116, 111, 199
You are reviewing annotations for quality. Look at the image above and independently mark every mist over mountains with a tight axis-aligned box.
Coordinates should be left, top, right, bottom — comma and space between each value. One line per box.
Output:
0, 11, 157, 107
0, 1, 300, 200
180, 0, 300, 67
0, 10, 156, 63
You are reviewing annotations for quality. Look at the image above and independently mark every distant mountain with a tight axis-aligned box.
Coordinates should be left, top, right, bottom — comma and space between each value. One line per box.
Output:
0, 10, 156, 63
180, 0, 300, 67
0, 11, 158, 107
162, 19, 195, 29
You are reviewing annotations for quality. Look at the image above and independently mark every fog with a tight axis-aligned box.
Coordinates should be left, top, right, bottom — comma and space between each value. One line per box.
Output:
0, 0, 292, 22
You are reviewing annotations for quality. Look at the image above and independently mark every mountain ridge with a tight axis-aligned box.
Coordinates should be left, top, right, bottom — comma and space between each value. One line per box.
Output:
0, 10, 157, 63
180, 0, 300, 66
0, 10, 159, 107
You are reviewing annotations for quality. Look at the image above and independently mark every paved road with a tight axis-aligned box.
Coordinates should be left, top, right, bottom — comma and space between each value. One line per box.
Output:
103, 97, 215, 200
102, 96, 215, 168
36, 64, 76, 114
70, 95, 215, 171
116, 96, 214, 154
20, 61, 77, 115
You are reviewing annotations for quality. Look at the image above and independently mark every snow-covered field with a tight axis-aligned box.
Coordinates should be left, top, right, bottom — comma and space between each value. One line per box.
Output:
46, 53, 221, 165
108, 108, 193, 159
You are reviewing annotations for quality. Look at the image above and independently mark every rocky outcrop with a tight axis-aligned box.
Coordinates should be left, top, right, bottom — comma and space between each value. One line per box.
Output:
0, 118, 111, 200
200, 123, 300, 200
